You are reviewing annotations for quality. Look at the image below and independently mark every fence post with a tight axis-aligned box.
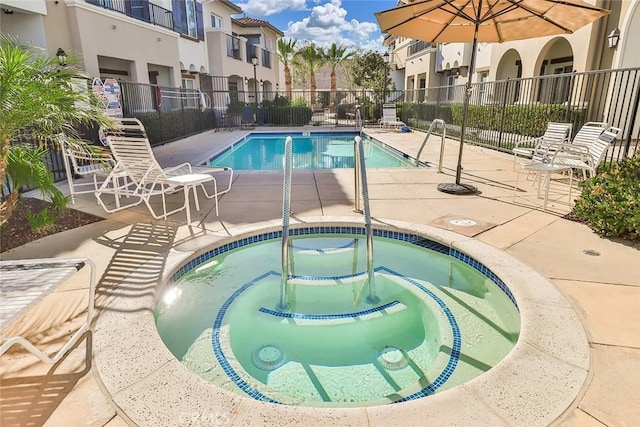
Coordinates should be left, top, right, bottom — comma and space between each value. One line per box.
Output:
497, 79, 509, 149
622, 72, 640, 159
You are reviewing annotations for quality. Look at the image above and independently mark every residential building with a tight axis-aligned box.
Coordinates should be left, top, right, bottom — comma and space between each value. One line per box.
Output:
385, 0, 639, 98
0, 0, 283, 107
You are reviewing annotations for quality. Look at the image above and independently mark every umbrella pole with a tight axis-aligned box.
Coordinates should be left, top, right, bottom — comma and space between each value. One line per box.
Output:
437, 4, 481, 195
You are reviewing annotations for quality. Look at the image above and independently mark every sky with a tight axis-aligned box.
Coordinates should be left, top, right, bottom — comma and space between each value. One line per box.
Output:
232, 0, 398, 52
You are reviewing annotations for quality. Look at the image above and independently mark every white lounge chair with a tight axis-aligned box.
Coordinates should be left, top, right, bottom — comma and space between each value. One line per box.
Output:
548, 126, 621, 179
95, 118, 233, 222
0, 257, 96, 363
570, 121, 608, 148
512, 122, 573, 169
59, 136, 120, 204
379, 103, 406, 129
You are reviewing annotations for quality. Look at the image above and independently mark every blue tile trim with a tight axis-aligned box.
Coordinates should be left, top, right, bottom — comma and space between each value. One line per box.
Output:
170, 227, 517, 310
449, 248, 518, 309
291, 238, 357, 253
210, 265, 462, 404
211, 270, 282, 403
258, 300, 401, 320
377, 266, 461, 401
169, 227, 521, 404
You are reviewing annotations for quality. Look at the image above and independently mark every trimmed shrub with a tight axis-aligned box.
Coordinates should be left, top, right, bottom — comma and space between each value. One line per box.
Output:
258, 106, 313, 125
131, 108, 216, 145
571, 155, 640, 241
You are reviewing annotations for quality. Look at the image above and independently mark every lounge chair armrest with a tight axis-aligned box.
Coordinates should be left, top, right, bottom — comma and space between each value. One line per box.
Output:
162, 163, 194, 176
513, 136, 542, 150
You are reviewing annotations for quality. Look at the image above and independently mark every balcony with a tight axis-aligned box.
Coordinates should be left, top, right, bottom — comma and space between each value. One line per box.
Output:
85, 0, 173, 31
227, 35, 242, 60
244, 43, 272, 69
407, 40, 434, 56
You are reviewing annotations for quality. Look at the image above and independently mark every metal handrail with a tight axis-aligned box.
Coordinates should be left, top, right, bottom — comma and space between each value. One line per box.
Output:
278, 136, 293, 312
354, 136, 378, 304
416, 119, 447, 172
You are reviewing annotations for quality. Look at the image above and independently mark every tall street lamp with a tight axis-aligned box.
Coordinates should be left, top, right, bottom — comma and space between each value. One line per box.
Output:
251, 55, 258, 123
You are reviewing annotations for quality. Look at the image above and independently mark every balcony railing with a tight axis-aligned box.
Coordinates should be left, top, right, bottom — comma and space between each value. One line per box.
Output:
227, 35, 242, 60
262, 48, 271, 69
246, 43, 257, 63
85, 0, 173, 30
407, 40, 433, 56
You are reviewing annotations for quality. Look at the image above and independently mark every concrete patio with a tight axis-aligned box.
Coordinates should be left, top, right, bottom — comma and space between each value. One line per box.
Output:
0, 126, 638, 426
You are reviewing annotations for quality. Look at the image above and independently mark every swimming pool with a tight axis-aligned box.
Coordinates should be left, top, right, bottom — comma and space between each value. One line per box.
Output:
207, 132, 416, 170
155, 226, 520, 406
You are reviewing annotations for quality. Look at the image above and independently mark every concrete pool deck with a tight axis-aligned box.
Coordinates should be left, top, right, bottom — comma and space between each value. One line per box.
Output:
0, 126, 638, 426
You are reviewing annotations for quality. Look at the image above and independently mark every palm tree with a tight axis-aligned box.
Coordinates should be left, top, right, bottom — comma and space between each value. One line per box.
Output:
0, 35, 109, 224
324, 43, 353, 109
277, 38, 298, 100
295, 43, 325, 107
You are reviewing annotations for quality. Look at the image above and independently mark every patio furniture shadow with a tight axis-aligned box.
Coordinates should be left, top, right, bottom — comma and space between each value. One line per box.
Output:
0, 332, 92, 427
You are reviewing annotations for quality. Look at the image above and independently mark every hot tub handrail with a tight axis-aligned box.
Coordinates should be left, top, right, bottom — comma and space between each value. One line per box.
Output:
354, 136, 379, 304
279, 136, 293, 312
416, 119, 446, 171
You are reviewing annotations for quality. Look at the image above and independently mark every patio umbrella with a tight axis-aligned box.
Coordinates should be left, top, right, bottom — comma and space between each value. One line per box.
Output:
375, 0, 609, 194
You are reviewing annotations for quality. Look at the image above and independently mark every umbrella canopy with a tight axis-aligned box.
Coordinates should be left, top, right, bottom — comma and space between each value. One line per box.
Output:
376, 0, 609, 44
375, 0, 609, 194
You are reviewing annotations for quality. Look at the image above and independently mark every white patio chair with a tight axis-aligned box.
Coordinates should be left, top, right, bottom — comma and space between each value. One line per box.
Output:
547, 126, 621, 179
379, 103, 405, 129
0, 257, 96, 363
512, 122, 572, 169
570, 121, 608, 148
95, 118, 233, 222
59, 137, 119, 204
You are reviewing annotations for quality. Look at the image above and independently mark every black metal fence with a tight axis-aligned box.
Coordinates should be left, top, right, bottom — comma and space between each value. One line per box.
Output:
391, 67, 640, 163
39, 66, 638, 184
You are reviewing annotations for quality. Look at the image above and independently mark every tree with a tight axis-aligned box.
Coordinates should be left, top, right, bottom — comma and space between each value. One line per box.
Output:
351, 51, 393, 118
277, 38, 298, 100
0, 36, 109, 224
323, 43, 353, 109
295, 42, 325, 107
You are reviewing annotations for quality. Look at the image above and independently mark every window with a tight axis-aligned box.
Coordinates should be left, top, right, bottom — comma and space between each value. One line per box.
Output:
181, 78, 195, 89
447, 75, 459, 101
478, 72, 489, 102
228, 81, 239, 103
211, 13, 222, 28
181, 77, 197, 109
185, 0, 197, 38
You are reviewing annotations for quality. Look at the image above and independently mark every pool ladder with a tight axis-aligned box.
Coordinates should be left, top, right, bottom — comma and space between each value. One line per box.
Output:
278, 135, 378, 312
416, 119, 447, 172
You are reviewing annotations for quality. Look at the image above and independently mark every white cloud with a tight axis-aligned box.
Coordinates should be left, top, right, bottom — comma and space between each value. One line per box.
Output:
285, 0, 381, 51
234, 0, 307, 16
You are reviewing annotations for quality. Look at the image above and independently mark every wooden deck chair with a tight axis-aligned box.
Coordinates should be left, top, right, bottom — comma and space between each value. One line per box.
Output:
95, 118, 233, 221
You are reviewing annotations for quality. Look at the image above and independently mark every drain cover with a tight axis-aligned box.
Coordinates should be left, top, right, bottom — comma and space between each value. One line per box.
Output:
377, 346, 409, 371
449, 218, 477, 227
252, 345, 286, 371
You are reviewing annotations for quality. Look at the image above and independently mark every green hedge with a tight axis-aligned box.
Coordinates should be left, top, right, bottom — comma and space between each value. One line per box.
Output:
401, 102, 586, 138
449, 104, 585, 137
258, 106, 313, 125
572, 155, 640, 241
130, 109, 216, 145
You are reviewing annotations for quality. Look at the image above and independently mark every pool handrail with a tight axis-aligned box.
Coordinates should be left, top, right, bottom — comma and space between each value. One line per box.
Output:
279, 136, 293, 312
416, 119, 447, 172
354, 136, 378, 304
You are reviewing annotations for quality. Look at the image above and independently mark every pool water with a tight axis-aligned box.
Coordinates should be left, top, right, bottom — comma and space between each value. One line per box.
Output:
207, 132, 416, 170
155, 233, 520, 406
